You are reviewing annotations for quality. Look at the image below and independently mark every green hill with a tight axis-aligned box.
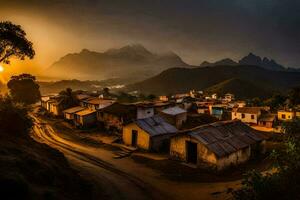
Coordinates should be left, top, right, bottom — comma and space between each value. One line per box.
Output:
126, 65, 300, 98
205, 78, 272, 99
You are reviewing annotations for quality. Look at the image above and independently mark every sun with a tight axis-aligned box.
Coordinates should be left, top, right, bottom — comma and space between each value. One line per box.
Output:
0, 65, 4, 72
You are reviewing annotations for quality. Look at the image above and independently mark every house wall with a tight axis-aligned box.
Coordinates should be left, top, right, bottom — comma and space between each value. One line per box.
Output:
232, 112, 260, 124
137, 107, 154, 119
123, 123, 150, 150
258, 121, 273, 128
160, 112, 187, 129
278, 111, 295, 121
76, 113, 97, 127
170, 135, 252, 170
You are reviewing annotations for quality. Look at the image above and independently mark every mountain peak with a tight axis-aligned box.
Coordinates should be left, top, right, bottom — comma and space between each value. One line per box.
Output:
200, 58, 238, 67
239, 53, 284, 71
105, 44, 153, 58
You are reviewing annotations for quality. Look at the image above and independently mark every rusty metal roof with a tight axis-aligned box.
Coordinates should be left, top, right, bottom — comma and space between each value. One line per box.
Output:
184, 120, 268, 158
161, 106, 187, 115
135, 115, 178, 137
63, 106, 85, 114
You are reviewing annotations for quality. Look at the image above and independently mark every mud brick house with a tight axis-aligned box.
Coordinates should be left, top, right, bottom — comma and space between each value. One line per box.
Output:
123, 115, 178, 152
231, 107, 270, 124
74, 108, 97, 128
63, 106, 86, 121
258, 114, 277, 128
170, 120, 267, 170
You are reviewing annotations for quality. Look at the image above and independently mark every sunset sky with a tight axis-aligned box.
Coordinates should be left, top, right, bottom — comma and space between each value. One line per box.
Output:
1, 0, 300, 80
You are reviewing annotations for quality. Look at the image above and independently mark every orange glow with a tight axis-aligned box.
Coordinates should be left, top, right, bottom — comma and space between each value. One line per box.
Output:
0, 65, 4, 72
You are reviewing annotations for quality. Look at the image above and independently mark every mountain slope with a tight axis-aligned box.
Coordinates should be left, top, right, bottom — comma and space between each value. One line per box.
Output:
126, 65, 300, 98
239, 53, 285, 71
205, 78, 272, 99
47, 44, 188, 81
200, 58, 238, 67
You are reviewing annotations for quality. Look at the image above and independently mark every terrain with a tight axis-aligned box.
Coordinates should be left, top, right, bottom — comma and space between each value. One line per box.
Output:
47, 44, 188, 81
126, 65, 300, 98
0, 131, 94, 200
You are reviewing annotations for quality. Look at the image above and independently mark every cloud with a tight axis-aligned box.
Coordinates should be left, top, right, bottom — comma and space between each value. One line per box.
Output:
1, 0, 300, 67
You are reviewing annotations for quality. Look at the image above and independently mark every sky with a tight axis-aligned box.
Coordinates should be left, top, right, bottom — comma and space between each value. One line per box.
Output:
1, 0, 300, 80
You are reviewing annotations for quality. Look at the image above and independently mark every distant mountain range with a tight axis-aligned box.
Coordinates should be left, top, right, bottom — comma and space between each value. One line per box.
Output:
47, 44, 188, 82
199, 53, 296, 71
126, 65, 300, 99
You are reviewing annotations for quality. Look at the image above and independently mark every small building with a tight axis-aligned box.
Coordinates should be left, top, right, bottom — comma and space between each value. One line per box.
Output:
278, 110, 295, 121
159, 96, 169, 102
123, 115, 178, 152
170, 120, 267, 170
74, 109, 97, 128
258, 114, 277, 128
231, 107, 268, 124
97, 103, 138, 131
63, 106, 86, 121
224, 93, 235, 102
160, 106, 187, 129
210, 104, 228, 119
211, 93, 218, 99
81, 97, 115, 110
48, 99, 64, 116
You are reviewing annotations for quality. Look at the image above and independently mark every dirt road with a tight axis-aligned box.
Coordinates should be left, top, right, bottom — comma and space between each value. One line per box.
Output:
31, 115, 239, 200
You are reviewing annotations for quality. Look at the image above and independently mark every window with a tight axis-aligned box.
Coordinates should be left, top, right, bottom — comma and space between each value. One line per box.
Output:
242, 113, 245, 118
251, 115, 255, 119
282, 114, 286, 119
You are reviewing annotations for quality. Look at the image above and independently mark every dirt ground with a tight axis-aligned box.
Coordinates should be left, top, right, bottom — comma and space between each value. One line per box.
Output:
33, 114, 277, 200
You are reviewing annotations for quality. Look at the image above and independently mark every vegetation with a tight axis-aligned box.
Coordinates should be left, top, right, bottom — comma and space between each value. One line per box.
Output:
0, 21, 35, 64
59, 88, 78, 108
7, 74, 41, 105
127, 65, 300, 97
232, 118, 300, 200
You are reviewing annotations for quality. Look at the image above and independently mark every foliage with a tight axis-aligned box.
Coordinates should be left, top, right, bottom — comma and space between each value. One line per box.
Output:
59, 88, 78, 108
117, 92, 138, 103
0, 21, 35, 64
263, 93, 287, 111
288, 87, 300, 107
0, 96, 32, 137
232, 118, 300, 200
7, 74, 41, 105
282, 118, 300, 136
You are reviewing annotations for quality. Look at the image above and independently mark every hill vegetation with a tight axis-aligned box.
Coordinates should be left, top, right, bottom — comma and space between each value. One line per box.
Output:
126, 65, 300, 98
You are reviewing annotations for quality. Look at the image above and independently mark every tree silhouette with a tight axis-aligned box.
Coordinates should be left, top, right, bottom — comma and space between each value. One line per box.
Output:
59, 88, 78, 108
0, 21, 35, 64
7, 74, 41, 105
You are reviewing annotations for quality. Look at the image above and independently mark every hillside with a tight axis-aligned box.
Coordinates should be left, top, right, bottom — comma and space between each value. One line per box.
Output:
205, 78, 272, 99
126, 65, 300, 98
47, 44, 189, 81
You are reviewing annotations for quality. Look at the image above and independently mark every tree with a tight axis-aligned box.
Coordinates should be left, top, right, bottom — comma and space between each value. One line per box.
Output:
0, 96, 32, 137
7, 74, 41, 105
59, 88, 78, 108
288, 87, 300, 107
264, 93, 287, 111
0, 21, 35, 64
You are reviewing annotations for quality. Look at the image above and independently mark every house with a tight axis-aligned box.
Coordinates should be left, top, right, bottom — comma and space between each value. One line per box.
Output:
258, 114, 277, 128
63, 106, 86, 121
170, 120, 267, 170
278, 110, 295, 121
41, 96, 52, 110
159, 96, 169, 102
211, 93, 218, 99
123, 115, 178, 152
48, 99, 64, 116
224, 93, 234, 102
80, 97, 115, 110
210, 104, 228, 119
74, 109, 97, 128
160, 106, 187, 129
231, 107, 269, 124
97, 103, 139, 131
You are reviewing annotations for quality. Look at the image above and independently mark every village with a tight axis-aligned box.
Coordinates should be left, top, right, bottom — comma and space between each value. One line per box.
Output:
38, 88, 300, 171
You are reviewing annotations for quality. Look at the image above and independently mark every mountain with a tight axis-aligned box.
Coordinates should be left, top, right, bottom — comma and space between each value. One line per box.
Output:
126, 65, 300, 98
47, 44, 189, 81
239, 53, 285, 71
200, 58, 238, 67
205, 78, 272, 99
200, 53, 287, 71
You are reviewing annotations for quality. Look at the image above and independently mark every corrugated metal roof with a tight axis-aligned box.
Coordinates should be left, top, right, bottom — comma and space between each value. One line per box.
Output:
161, 106, 187, 115
135, 115, 178, 137
63, 106, 85, 114
183, 120, 267, 158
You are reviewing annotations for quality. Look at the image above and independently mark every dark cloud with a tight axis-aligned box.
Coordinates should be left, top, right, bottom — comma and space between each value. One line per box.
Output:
1, 0, 300, 67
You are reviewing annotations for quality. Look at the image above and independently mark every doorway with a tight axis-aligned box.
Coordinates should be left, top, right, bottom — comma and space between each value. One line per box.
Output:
131, 130, 138, 147
186, 141, 197, 164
